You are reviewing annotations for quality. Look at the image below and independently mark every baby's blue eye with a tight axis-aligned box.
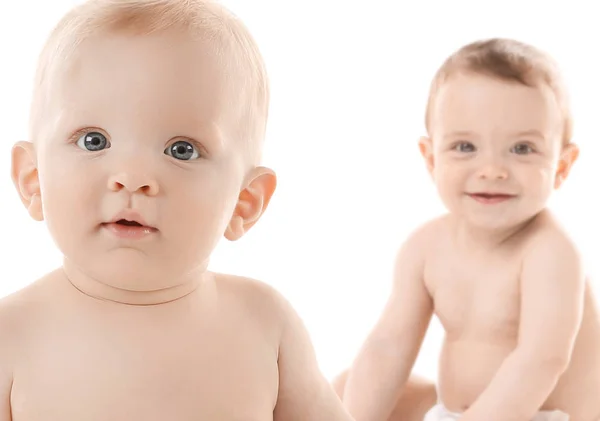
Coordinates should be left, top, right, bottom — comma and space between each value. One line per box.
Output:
511, 143, 534, 155
453, 142, 476, 153
77, 131, 110, 151
164, 140, 200, 161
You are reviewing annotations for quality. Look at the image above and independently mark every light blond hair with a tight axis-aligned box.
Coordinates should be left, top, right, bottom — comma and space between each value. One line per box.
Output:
30, 0, 269, 162
425, 38, 572, 145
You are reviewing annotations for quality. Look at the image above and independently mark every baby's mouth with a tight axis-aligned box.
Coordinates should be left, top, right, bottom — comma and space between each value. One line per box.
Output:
102, 210, 158, 234
101, 220, 158, 239
467, 192, 515, 204
107, 219, 157, 231
115, 219, 143, 227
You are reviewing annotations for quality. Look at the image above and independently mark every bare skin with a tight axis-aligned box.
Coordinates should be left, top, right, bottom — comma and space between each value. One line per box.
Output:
341, 72, 600, 421
332, 371, 438, 421
0, 269, 352, 420
429, 213, 599, 419
1, 11, 355, 420
343, 213, 600, 421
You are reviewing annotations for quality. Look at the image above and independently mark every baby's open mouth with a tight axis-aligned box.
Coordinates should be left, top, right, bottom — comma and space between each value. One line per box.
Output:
115, 219, 143, 227
102, 219, 158, 238
103, 210, 158, 234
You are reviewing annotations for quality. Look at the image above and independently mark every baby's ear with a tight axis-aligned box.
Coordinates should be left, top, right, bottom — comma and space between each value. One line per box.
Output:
224, 166, 277, 241
418, 136, 435, 175
11, 141, 44, 221
554, 143, 579, 189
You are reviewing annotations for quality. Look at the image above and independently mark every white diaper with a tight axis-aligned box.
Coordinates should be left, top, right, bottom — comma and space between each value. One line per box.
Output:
423, 403, 569, 421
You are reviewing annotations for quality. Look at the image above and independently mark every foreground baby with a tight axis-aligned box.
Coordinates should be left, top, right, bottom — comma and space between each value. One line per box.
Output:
337, 38, 600, 421
0, 1, 358, 419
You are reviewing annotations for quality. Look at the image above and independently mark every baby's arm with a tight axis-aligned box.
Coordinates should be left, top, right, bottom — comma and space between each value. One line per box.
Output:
0, 311, 14, 421
342, 227, 434, 421
461, 230, 584, 421
273, 295, 354, 421
0, 368, 11, 421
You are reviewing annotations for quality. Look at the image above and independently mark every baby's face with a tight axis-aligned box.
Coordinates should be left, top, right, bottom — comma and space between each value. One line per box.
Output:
34, 30, 248, 290
425, 72, 568, 230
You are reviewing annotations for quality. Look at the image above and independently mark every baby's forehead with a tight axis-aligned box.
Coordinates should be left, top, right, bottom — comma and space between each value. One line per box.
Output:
50, 31, 236, 105
430, 82, 562, 140
436, 74, 559, 116
65, 29, 226, 74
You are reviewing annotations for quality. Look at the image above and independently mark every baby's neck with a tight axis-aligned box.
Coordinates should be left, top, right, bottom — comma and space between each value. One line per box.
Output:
61, 258, 208, 306
452, 215, 538, 252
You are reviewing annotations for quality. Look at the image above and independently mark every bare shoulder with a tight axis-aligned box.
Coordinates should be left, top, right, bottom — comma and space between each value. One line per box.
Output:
211, 272, 290, 337
213, 273, 286, 305
396, 215, 451, 261
211, 273, 352, 420
393, 215, 453, 287
0, 282, 43, 356
0, 270, 68, 356
519, 210, 585, 315
210, 271, 316, 349
522, 210, 582, 261
403, 214, 450, 246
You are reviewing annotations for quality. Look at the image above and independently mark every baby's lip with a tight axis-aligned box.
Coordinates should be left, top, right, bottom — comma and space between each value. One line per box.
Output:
105, 209, 157, 230
467, 192, 516, 197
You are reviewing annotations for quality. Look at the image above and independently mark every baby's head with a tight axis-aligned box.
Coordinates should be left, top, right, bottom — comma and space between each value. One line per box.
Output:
11, 0, 276, 296
419, 38, 579, 231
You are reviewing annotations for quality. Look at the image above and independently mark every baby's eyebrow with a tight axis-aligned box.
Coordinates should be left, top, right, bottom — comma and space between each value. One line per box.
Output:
512, 129, 545, 140
441, 129, 548, 141
444, 130, 476, 139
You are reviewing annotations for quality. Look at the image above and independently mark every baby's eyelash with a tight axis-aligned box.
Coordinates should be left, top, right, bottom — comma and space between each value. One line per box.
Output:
68, 127, 107, 142
450, 141, 476, 151
172, 137, 207, 152
511, 142, 537, 154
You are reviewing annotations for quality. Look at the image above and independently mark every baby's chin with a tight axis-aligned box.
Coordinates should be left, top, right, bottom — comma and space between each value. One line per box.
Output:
459, 207, 543, 233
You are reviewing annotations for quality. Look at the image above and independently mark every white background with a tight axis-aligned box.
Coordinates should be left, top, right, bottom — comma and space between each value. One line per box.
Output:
0, 1, 598, 382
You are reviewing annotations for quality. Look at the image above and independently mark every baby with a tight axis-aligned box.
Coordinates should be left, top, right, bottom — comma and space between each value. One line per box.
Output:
0, 1, 357, 419
338, 38, 600, 421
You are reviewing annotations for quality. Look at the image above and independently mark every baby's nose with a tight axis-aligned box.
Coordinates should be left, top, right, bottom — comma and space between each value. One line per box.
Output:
107, 172, 159, 196
477, 161, 509, 180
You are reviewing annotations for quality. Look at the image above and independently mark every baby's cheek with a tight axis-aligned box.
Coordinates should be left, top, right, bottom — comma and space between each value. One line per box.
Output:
520, 166, 555, 200
532, 166, 555, 187
435, 164, 463, 190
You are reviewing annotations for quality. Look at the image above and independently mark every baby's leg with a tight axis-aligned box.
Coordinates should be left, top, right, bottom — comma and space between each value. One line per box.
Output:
332, 369, 437, 421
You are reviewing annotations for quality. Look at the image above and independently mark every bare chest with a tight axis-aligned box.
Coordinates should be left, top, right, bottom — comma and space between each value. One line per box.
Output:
10, 314, 279, 421
425, 250, 522, 341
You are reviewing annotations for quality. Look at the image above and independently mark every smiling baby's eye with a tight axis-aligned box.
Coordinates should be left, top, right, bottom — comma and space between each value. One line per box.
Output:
453, 142, 476, 153
511, 143, 535, 155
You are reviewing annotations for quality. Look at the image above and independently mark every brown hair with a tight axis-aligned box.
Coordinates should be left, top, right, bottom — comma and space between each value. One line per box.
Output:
425, 38, 572, 144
